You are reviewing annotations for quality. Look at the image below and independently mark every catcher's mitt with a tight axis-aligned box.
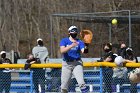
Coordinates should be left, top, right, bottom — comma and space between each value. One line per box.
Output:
128, 68, 140, 83
80, 30, 93, 44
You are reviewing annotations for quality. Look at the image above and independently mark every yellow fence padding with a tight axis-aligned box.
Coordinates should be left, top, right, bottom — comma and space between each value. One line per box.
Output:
0, 61, 140, 68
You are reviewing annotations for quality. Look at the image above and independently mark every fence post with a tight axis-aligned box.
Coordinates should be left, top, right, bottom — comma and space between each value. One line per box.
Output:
100, 67, 103, 93
30, 70, 33, 93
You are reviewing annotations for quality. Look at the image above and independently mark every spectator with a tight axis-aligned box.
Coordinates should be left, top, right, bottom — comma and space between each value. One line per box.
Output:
25, 54, 46, 93
117, 42, 127, 58
113, 43, 128, 92
0, 51, 12, 93
32, 38, 51, 92
112, 66, 128, 92
32, 38, 49, 63
124, 47, 138, 93
99, 43, 117, 93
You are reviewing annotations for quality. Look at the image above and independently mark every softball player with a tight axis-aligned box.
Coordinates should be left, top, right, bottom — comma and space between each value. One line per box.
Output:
60, 26, 89, 93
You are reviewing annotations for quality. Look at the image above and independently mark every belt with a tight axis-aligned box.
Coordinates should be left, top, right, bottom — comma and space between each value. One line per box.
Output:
63, 58, 81, 62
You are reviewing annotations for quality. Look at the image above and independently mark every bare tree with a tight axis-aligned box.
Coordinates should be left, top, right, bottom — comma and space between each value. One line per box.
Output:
0, 0, 139, 58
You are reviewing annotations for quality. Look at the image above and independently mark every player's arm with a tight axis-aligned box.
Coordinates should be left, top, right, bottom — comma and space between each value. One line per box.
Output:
60, 42, 78, 53
124, 59, 136, 63
81, 48, 85, 53
104, 56, 112, 62
80, 42, 88, 54
83, 43, 89, 53
7, 59, 12, 64
80, 48, 88, 54
30, 61, 36, 64
81, 46, 88, 54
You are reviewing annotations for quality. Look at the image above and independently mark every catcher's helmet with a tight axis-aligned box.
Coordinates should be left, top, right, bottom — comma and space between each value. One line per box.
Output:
68, 26, 78, 33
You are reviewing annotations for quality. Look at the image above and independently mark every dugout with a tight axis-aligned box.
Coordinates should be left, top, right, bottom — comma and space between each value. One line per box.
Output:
50, 10, 140, 58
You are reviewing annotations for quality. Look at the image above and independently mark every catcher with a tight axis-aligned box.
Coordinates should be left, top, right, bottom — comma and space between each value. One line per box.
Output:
60, 26, 93, 93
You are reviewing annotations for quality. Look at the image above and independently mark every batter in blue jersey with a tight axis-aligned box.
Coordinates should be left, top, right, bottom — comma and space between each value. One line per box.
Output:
60, 26, 89, 93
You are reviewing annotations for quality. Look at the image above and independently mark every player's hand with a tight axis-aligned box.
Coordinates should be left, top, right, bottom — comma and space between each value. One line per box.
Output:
71, 42, 78, 48
30, 61, 36, 64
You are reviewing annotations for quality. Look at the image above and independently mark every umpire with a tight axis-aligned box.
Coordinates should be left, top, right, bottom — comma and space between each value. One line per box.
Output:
0, 51, 12, 93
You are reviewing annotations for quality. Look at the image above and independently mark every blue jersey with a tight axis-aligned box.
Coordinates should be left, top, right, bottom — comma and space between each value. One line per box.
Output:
60, 37, 85, 61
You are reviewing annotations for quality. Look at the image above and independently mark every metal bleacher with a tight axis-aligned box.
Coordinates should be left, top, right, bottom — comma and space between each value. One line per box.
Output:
10, 70, 33, 93
84, 69, 101, 92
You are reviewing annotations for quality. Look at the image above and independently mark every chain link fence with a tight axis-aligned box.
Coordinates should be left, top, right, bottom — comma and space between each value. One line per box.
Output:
0, 66, 140, 93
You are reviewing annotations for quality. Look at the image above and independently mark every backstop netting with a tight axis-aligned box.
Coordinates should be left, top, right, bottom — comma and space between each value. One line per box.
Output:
50, 10, 140, 58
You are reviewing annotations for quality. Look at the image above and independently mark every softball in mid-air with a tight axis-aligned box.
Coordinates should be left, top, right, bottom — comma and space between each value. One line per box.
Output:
112, 18, 118, 25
